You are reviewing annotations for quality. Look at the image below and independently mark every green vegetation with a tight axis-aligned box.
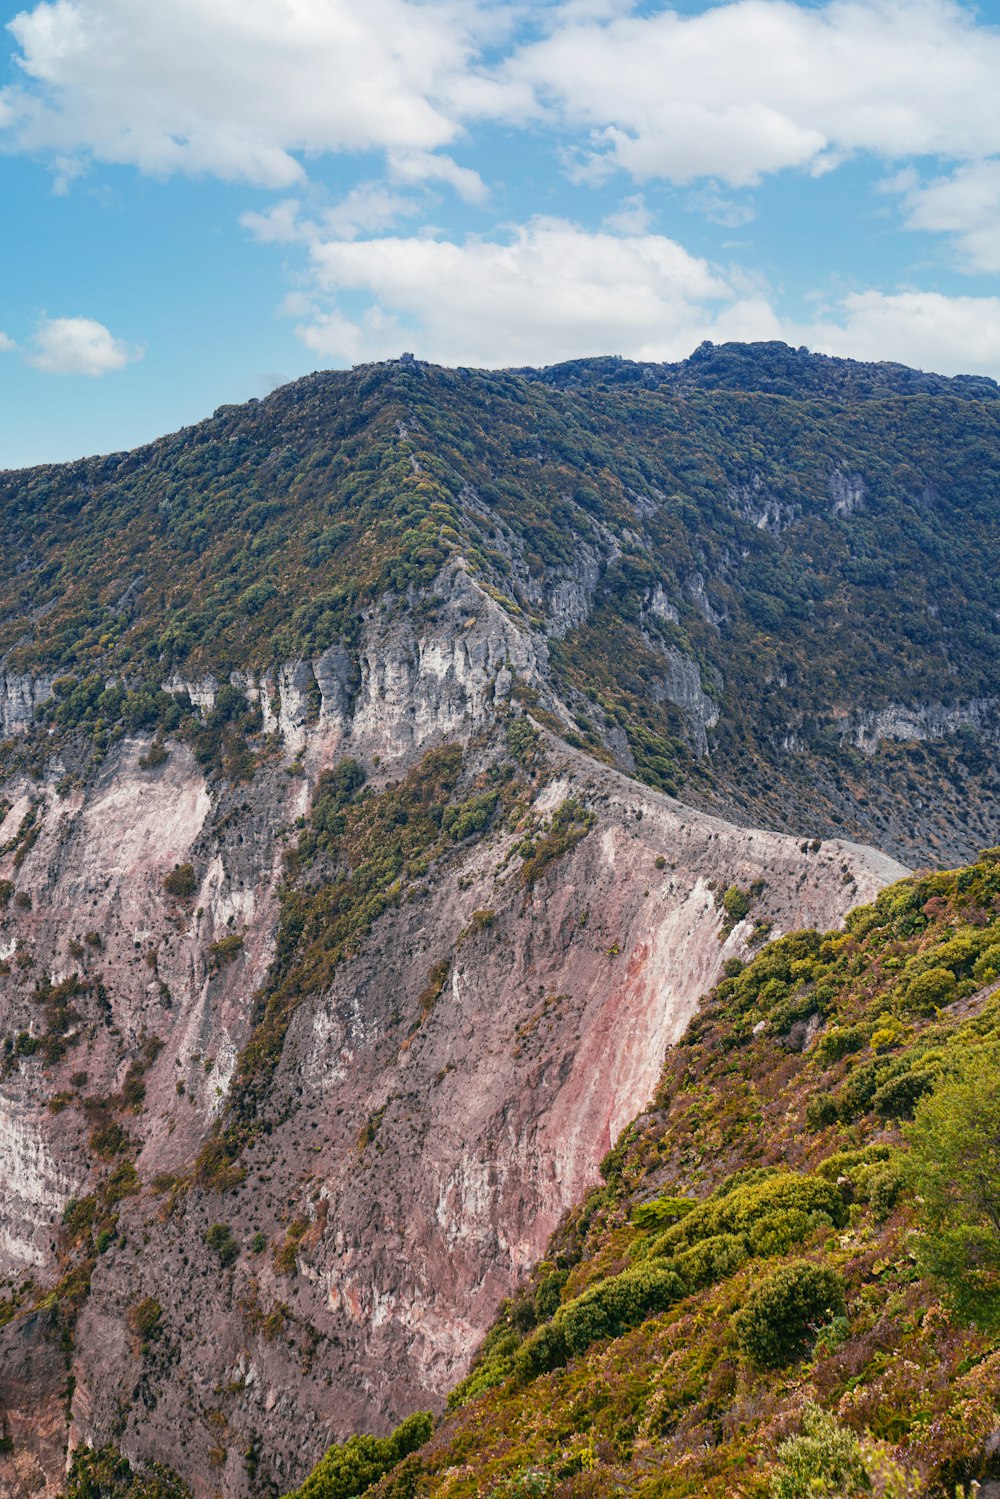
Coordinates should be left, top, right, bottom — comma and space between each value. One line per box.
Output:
60, 1446, 191, 1499
2, 353, 997, 853
204, 1223, 239, 1267
284, 1412, 433, 1499
733, 1260, 845, 1367
296, 849, 1000, 1498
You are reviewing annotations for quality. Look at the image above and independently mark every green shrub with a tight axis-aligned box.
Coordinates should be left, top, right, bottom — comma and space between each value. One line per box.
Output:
816, 1024, 865, 1064
534, 1268, 569, 1320
514, 1263, 684, 1379
733, 1261, 845, 1367
904, 965, 955, 1015
973, 945, 1000, 985
748, 1208, 824, 1258
204, 1223, 238, 1267
163, 863, 197, 899
674, 1233, 747, 1291
560, 1263, 685, 1357
805, 1093, 839, 1130
769, 1405, 868, 1499
127, 1296, 162, 1340
649, 1172, 847, 1258
903, 1047, 1000, 1325
722, 885, 752, 923
288, 1411, 433, 1499
872, 1067, 934, 1119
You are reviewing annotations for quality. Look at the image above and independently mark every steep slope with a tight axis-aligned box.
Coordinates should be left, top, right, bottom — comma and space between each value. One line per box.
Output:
0, 342, 996, 1495
2, 344, 999, 862
297, 850, 1000, 1499
0, 566, 903, 1495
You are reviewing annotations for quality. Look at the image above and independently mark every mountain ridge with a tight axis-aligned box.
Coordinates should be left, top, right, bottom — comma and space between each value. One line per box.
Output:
0, 340, 997, 1496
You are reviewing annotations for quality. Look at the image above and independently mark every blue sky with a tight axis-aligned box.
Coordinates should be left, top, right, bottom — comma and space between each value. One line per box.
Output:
2, 0, 1000, 469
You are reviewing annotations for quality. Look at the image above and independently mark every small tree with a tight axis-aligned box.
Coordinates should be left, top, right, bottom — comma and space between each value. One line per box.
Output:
903, 1047, 1000, 1325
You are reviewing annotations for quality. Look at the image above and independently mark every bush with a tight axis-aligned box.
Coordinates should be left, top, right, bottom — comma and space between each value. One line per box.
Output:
769, 1405, 868, 1499
127, 1296, 162, 1340
903, 1047, 1000, 1325
733, 1261, 845, 1367
722, 885, 752, 923
163, 863, 197, 899
289, 1411, 433, 1499
872, 1067, 934, 1120
515, 1263, 684, 1379
904, 965, 955, 1015
805, 1093, 839, 1130
674, 1233, 747, 1291
204, 1223, 238, 1267
535, 1268, 569, 1320
649, 1172, 847, 1257
816, 1024, 865, 1064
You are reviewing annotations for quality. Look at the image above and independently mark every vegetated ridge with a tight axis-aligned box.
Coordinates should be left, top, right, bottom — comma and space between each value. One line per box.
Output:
0, 341, 997, 1497
289, 849, 1000, 1499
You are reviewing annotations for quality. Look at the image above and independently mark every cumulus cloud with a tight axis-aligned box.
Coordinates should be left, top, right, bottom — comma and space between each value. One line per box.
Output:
0, 331, 16, 352
1, 0, 490, 186
801, 290, 1000, 376
265, 212, 1000, 378
889, 161, 1000, 273
26, 316, 141, 375
499, 0, 1000, 187
287, 216, 784, 366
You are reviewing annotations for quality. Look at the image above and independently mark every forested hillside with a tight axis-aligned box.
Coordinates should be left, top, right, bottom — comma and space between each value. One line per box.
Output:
2, 343, 998, 862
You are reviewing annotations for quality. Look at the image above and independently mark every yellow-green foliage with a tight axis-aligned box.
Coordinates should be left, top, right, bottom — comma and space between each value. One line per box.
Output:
285, 1412, 433, 1499
733, 1260, 845, 1367
343, 852, 1000, 1499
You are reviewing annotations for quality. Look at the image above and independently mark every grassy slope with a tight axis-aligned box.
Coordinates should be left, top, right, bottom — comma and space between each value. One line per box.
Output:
333, 850, 1000, 1499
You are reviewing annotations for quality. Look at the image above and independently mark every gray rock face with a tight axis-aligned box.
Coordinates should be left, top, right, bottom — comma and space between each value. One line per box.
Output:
0, 672, 53, 738
846, 698, 1000, 754
653, 649, 720, 757
0, 563, 909, 1498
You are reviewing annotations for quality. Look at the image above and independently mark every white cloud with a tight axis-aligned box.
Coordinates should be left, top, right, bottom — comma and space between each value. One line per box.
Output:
801, 289, 1000, 376
0, 331, 16, 352
291, 216, 783, 366
27, 316, 141, 375
273, 212, 1000, 379
242, 184, 425, 245
602, 193, 654, 235
499, 0, 1000, 187
1, 0, 488, 187
890, 160, 1000, 272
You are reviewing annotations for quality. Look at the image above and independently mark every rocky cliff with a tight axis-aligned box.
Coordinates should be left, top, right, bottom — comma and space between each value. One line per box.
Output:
0, 559, 906, 1497
1, 343, 997, 1496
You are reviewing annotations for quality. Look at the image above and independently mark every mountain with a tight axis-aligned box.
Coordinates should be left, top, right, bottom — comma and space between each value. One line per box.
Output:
0, 342, 997, 1497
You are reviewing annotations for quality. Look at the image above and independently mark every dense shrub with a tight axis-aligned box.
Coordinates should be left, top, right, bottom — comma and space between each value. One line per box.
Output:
904, 1047, 1000, 1325
674, 1232, 748, 1290
163, 863, 197, 899
204, 1223, 238, 1267
733, 1261, 845, 1367
769, 1405, 868, 1499
904, 966, 956, 1015
289, 1411, 433, 1499
648, 1172, 847, 1258
514, 1264, 685, 1379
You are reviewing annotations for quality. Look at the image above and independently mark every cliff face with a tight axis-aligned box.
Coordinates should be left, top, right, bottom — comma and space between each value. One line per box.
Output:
0, 562, 906, 1497
1, 344, 997, 1496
